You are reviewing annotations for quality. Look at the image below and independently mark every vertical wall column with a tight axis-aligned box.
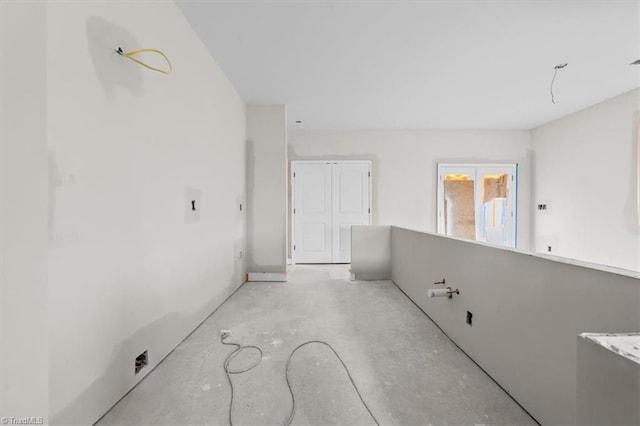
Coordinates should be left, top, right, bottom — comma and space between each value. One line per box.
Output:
0, 0, 49, 421
246, 106, 288, 279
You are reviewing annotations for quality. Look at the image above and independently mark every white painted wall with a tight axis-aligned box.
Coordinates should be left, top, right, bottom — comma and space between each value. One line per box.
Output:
289, 130, 532, 250
46, 1, 246, 424
0, 1, 49, 422
247, 105, 287, 274
389, 226, 640, 425
531, 89, 640, 271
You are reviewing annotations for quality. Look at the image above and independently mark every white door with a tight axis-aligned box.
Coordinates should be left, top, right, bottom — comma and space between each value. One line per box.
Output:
292, 161, 371, 263
476, 166, 517, 246
332, 162, 371, 263
292, 163, 332, 263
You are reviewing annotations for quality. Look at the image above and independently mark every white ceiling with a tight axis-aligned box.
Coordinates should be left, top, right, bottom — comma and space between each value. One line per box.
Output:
177, 1, 640, 130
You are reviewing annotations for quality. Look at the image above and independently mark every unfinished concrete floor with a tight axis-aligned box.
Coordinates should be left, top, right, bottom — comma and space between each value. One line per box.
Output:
97, 265, 537, 425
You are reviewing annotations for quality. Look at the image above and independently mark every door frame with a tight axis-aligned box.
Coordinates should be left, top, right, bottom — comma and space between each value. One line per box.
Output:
290, 160, 373, 264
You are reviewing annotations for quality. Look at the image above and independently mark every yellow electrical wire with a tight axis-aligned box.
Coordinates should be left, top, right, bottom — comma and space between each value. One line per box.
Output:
116, 47, 172, 75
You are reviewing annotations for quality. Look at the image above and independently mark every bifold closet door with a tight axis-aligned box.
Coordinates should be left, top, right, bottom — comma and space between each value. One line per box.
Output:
292, 163, 333, 263
331, 162, 371, 263
292, 161, 371, 264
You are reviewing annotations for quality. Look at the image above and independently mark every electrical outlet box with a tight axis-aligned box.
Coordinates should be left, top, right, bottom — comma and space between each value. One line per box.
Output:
536, 236, 559, 255
537, 201, 551, 214
185, 188, 202, 223
135, 350, 148, 375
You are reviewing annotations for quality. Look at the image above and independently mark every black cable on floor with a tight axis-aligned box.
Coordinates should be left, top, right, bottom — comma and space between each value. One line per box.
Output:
220, 336, 379, 426
221, 339, 263, 426
284, 340, 379, 426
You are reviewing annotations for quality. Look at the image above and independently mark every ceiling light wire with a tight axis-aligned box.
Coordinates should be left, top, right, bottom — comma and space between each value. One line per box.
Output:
550, 63, 568, 104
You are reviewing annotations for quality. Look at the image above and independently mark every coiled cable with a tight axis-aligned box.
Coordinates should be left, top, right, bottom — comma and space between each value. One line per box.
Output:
221, 338, 263, 426
221, 335, 379, 426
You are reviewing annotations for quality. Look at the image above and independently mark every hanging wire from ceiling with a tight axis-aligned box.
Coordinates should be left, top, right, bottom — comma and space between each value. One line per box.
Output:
550, 63, 568, 104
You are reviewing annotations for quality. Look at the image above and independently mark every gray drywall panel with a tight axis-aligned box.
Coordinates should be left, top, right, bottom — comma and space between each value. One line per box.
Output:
390, 227, 640, 425
351, 225, 391, 280
577, 335, 640, 425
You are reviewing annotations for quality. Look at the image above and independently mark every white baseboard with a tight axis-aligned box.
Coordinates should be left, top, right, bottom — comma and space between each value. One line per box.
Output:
246, 272, 288, 282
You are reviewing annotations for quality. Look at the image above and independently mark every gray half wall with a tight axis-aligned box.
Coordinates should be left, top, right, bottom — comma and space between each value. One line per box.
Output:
351, 225, 391, 280
389, 226, 640, 425
577, 335, 640, 425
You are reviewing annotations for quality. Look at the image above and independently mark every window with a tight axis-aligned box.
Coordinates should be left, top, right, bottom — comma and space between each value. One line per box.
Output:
437, 164, 518, 248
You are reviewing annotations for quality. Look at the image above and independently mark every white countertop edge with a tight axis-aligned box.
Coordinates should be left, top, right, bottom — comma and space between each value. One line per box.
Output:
580, 332, 640, 365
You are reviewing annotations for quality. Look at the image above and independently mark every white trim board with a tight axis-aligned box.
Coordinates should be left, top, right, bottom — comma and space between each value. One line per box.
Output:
246, 272, 288, 282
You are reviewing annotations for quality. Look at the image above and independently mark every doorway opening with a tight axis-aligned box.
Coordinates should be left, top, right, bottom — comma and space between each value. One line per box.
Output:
291, 161, 372, 264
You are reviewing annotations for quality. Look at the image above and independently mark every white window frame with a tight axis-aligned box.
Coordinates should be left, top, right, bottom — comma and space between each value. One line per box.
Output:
437, 163, 518, 248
